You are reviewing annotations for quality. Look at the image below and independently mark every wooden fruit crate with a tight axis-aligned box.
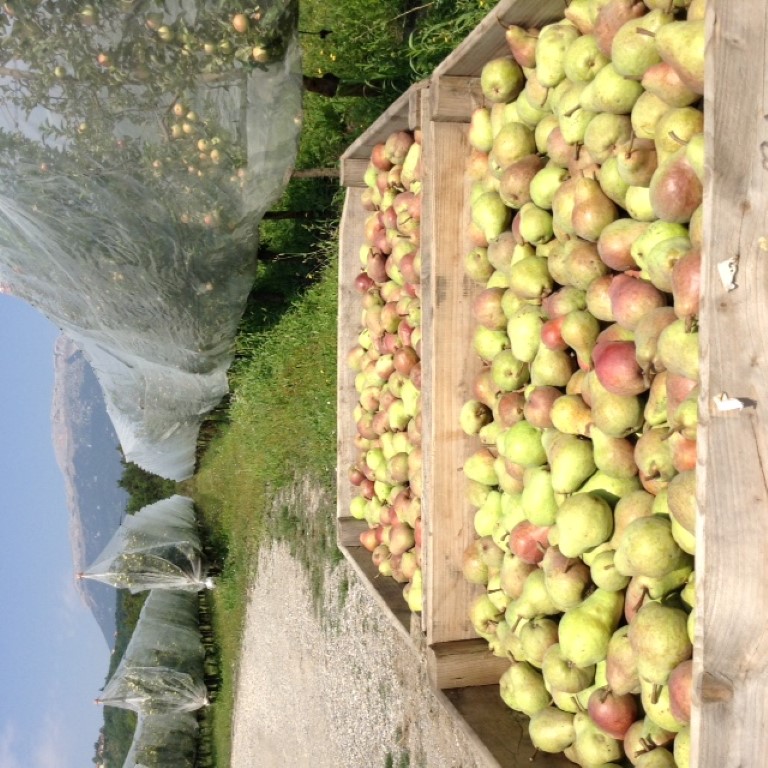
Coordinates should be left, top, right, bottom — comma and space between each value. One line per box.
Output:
336, 82, 428, 651
338, 0, 763, 763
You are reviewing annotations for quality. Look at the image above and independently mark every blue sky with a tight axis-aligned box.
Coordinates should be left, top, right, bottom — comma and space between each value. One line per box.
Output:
0, 295, 110, 768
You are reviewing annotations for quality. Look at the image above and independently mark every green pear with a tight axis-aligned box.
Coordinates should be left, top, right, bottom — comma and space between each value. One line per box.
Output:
555, 491, 613, 556
550, 394, 593, 437
588, 372, 645, 437
521, 466, 558, 525
561, 309, 601, 368
631, 90, 672, 141
513, 568, 559, 619
515, 90, 551, 128
611, 9, 675, 79
470, 593, 504, 641
584, 112, 633, 162
536, 22, 581, 87
499, 551, 537, 599
615, 515, 688, 578
656, 319, 699, 380
644, 371, 668, 428
491, 349, 529, 392
530, 345, 576, 388
473, 325, 510, 362
630, 220, 689, 272
529, 706, 576, 753
472, 190, 512, 242
624, 185, 656, 222
635, 747, 677, 767
463, 448, 498, 486
541, 545, 592, 610
591, 548, 631, 592
520, 617, 560, 667
559, 588, 624, 667
667, 470, 696, 534
480, 56, 525, 103
501, 420, 547, 467
654, 106, 704, 160
489, 122, 537, 176
640, 679, 685, 733
542, 643, 596, 693
535, 113, 560, 154
564, 33, 609, 82
590, 425, 638, 479
572, 711, 625, 765
611, 489, 655, 547
474, 489, 503, 537
598, 155, 630, 208
468, 107, 494, 152
674, 725, 691, 768
578, 470, 642, 507
635, 559, 693, 601
580, 62, 644, 114
606, 625, 641, 695
499, 661, 550, 716
654, 20, 705, 95
507, 304, 544, 363
557, 82, 596, 144
530, 165, 569, 210
548, 434, 596, 494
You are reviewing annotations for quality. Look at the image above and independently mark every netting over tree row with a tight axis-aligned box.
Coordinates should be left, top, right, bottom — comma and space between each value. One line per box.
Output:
0, 0, 302, 479
79, 495, 211, 593
98, 590, 207, 715
123, 712, 199, 768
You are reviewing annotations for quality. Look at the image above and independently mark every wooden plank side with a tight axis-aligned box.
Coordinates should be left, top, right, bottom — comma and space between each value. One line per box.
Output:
339, 80, 428, 168
432, 0, 566, 79
337, 516, 368, 548
693, 3, 768, 767
435, 687, 571, 768
336, 189, 367, 523
430, 75, 485, 124
338, 542, 418, 651
422, 110, 487, 647
427, 639, 510, 689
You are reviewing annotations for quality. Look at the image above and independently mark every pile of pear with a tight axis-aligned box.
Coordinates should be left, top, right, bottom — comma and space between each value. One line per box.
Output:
346, 128, 425, 613
460, 1, 704, 766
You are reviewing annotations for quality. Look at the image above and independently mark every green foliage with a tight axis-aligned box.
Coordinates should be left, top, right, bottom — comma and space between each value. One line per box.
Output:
118, 456, 178, 514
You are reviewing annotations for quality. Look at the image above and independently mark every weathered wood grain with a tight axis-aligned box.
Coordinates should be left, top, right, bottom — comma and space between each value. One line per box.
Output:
693, 3, 768, 766
427, 639, 510, 689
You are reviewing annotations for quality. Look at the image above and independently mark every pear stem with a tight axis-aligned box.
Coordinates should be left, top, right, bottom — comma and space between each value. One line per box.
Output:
529, 747, 539, 762
651, 682, 662, 704
669, 130, 689, 146
636, 27, 656, 38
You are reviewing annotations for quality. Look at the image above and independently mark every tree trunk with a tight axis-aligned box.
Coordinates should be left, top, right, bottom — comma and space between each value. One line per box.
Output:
291, 167, 340, 179
302, 73, 396, 99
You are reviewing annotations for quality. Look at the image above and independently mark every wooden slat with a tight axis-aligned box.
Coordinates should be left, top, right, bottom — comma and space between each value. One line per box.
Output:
422, 96, 486, 647
432, 0, 567, 79
336, 189, 366, 524
337, 516, 368, 548
339, 157, 371, 189
430, 75, 485, 123
435, 686, 573, 768
427, 639, 510, 689
338, 542, 418, 650
693, 3, 768, 767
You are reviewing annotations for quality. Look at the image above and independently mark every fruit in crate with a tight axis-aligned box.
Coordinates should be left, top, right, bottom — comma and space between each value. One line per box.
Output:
458, 5, 704, 761
347, 127, 424, 610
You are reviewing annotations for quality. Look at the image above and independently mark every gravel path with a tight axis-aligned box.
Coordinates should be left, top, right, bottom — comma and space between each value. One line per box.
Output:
230, 486, 486, 768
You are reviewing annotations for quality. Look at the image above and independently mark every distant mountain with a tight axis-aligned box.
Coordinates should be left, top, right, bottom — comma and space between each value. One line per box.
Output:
51, 334, 129, 648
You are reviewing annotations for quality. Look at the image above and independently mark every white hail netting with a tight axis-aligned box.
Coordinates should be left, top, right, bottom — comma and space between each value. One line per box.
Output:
80, 495, 210, 593
0, 0, 302, 479
99, 590, 207, 714
123, 712, 199, 768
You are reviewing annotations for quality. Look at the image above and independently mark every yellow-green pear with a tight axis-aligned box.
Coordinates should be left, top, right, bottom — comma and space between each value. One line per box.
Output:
614, 515, 688, 578
542, 642, 596, 694
559, 589, 624, 667
555, 492, 613, 557
529, 707, 576, 753
640, 679, 685, 733
630, 602, 692, 685
499, 661, 550, 716
536, 22, 581, 87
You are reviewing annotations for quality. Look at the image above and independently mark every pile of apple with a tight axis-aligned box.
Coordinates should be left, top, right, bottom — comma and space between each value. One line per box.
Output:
345, 128, 424, 613
460, 1, 703, 766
